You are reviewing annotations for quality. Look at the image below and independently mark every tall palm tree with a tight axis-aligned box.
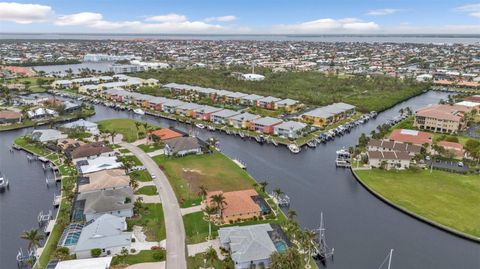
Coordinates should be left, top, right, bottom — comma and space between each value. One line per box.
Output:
129, 177, 139, 191
110, 130, 117, 145
203, 205, 217, 240
210, 193, 227, 221
273, 188, 284, 198
299, 229, 317, 268
204, 246, 218, 266
287, 209, 297, 220
198, 185, 208, 200
20, 229, 44, 251
259, 180, 268, 193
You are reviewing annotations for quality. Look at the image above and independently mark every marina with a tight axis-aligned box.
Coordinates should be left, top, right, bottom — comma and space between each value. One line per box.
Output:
0, 91, 479, 269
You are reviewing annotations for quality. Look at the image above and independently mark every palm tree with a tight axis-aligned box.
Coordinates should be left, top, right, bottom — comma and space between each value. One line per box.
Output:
204, 246, 218, 266
259, 180, 268, 193
129, 177, 139, 191
203, 205, 217, 240
210, 193, 227, 221
134, 197, 144, 216
287, 209, 297, 220
273, 187, 284, 198
93, 134, 100, 142
20, 229, 44, 251
198, 185, 208, 200
299, 230, 317, 268
110, 130, 117, 145
122, 161, 133, 174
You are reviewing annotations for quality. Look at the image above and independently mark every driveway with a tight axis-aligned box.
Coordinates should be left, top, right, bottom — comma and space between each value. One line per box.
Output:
121, 142, 187, 269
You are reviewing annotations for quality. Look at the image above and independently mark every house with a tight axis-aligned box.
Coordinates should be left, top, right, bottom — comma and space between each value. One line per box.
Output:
162, 99, 186, 114
250, 117, 283, 134
242, 73, 265, 81
52, 80, 72, 89
57, 138, 85, 152
0, 110, 22, 124
229, 112, 261, 129
193, 105, 223, 121
218, 224, 283, 269
225, 92, 248, 103
388, 129, 433, 146
31, 129, 67, 143
414, 104, 469, 133
211, 109, 240, 125
455, 101, 480, 112
256, 96, 281, 110
300, 103, 356, 127
204, 189, 267, 223
437, 141, 466, 159
62, 119, 99, 134
367, 151, 412, 170
176, 103, 203, 117
240, 94, 264, 106
148, 97, 168, 110
67, 142, 114, 162
52, 257, 112, 269
149, 128, 183, 141
164, 137, 203, 156
367, 139, 422, 156
275, 99, 300, 112
77, 156, 122, 174
464, 95, 480, 103
74, 214, 132, 259
77, 169, 130, 194
27, 107, 57, 119
75, 188, 134, 221
78, 84, 100, 94
273, 121, 307, 139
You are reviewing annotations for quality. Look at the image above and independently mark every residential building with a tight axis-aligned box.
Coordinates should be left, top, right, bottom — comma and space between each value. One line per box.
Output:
162, 99, 186, 114
51, 257, 112, 269
273, 121, 307, 139
275, 99, 300, 112
204, 189, 266, 223
193, 105, 223, 121
75, 188, 134, 221
300, 103, 355, 127
388, 129, 433, 146
31, 129, 67, 143
149, 128, 183, 141
67, 142, 114, 163
242, 73, 265, 81
367, 151, 412, 170
240, 94, 264, 106
0, 110, 22, 124
367, 139, 422, 156
176, 103, 203, 117
77, 169, 130, 194
257, 96, 281, 110
164, 137, 203, 156
414, 104, 468, 133
229, 112, 261, 129
437, 141, 466, 159
62, 119, 99, 134
211, 109, 240, 125
76, 156, 122, 174
250, 117, 283, 134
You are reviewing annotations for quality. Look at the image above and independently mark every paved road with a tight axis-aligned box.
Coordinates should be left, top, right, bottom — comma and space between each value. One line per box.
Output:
121, 142, 187, 269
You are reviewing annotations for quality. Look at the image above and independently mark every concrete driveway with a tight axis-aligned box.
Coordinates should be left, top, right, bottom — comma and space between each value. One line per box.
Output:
121, 142, 187, 269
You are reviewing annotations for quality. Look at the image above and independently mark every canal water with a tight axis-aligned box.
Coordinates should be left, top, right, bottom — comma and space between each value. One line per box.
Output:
0, 91, 479, 268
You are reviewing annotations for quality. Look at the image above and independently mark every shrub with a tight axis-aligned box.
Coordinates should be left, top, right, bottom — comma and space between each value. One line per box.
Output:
130, 248, 136, 253
152, 250, 165, 261
91, 248, 102, 257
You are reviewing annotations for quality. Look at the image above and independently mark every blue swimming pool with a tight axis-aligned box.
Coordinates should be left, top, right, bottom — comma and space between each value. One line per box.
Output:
274, 240, 288, 253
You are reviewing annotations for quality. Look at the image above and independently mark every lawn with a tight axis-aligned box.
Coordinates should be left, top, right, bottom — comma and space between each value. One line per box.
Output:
127, 203, 166, 242
111, 249, 166, 266
187, 252, 233, 269
119, 155, 142, 166
135, 186, 158, 196
355, 169, 480, 238
245, 106, 285, 118
97, 118, 156, 142
129, 170, 153, 182
153, 152, 257, 208
183, 211, 218, 244
138, 143, 164, 153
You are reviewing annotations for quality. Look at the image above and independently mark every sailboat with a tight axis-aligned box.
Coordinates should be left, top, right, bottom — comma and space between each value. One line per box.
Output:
378, 249, 394, 269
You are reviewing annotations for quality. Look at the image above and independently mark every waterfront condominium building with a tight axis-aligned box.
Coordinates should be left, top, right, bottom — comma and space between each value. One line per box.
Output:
413, 104, 469, 134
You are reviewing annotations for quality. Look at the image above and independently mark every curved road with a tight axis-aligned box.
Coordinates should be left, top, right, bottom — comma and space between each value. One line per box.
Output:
120, 142, 187, 269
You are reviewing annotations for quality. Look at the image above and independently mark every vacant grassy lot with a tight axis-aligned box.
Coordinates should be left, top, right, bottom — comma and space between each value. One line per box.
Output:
134, 68, 428, 112
129, 170, 152, 182
355, 169, 480, 238
127, 203, 166, 241
135, 186, 158, 196
154, 152, 256, 207
97, 118, 156, 142
183, 211, 219, 244
111, 249, 166, 266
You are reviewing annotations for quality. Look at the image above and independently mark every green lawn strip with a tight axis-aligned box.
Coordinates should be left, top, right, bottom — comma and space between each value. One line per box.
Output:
187, 252, 233, 269
246, 106, 285, 118
129, 170, 153, 182
118, 148, 130, 154
97, 118, 157, 142
118, 155, 142, 166
127, 203, 166, 242
111, 249, 166, 266
153, 152, 257, 208
138, 143, 163, 153
135, 186, 158, 196
355, 169, 480, 238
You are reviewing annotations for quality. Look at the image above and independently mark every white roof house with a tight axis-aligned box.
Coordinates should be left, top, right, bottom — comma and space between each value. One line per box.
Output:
54, 257, 112, 269
301, 102, 355, 119
31, 129, 67, 142
276, 99, 299, 107
62, 119, 99, 134
77, 156, 122, 174
242, 73, 265, 81
273, 121, 307, 139
455, 101, 480, 108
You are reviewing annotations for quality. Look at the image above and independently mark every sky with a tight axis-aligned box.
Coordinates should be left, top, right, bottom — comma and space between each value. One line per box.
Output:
0, 0, 479, 34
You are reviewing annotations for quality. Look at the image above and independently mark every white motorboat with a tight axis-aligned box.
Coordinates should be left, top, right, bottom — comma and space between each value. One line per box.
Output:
0, 175, 9, 190
195, 123, 205, 129
288, 144, 301, 154
207, 125, 216, 131
133, 108, 145, 115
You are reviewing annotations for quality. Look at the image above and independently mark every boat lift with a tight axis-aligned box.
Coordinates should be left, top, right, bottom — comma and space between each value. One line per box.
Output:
37, 210, 52, 228
16, 248, 35, 267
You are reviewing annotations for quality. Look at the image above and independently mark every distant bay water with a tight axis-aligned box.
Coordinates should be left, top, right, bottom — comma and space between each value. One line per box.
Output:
1, 33, 480, 44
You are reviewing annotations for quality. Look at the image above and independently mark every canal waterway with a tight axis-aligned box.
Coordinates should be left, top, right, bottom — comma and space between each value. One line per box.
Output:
0, 90, 479, 268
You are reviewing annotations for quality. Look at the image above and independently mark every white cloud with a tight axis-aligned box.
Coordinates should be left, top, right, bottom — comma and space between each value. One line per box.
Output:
204, 15, 236, 22
367, 8, 401, 16
0, 2, 52, 24
455, 3, 480, 17
273, 18, 380, 33
55, 12, 103, 26
144, 13, 187, 23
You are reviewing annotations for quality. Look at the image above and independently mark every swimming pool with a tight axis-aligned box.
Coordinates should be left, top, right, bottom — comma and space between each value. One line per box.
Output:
274, 240, 288, 253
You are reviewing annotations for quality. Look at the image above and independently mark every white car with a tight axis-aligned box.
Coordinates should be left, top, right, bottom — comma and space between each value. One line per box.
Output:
151, 174, 156, 179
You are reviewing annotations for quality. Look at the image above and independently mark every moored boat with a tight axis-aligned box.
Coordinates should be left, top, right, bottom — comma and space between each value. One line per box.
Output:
288, 143, 301, 154
133, 108, 145, 115
195, 123, 205, 129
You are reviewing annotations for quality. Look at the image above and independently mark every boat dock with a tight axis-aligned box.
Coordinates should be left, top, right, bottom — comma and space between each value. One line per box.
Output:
232, 159, 247, 169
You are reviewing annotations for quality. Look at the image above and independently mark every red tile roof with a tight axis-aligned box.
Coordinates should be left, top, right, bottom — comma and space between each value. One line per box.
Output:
205, 189, 261, 218
389, 129, 433, 145
150, 128, 183, 140
415, 104, 468, 122
437, 141, 465, 157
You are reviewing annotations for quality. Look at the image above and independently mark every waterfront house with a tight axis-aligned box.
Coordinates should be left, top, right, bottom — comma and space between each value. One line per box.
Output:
225, 92, 248, 103
211, 109, 240, 125
77, 169, 130, 194
193, 105, 223, 121
300, 102, 355, 127
31, 129, 67, 143
76, 188, 134, 221
275, 99, 300, 112
77, 156, 122, 174
367, 150, 412, 170
388, 129, 433, 146
367, 139, 422, 156
148, 97, 169, 111
176, 103, 203, 117
240, 94, 264, 106
256, 96, 281, 110
74, 214, 132, 259
218, 224, 283, 269
50, 257, 112, 269
78, 84, 100, 95
164, 137, 203, 156
71, 77, 100, 86
273, 121, 307, 139
204, 189, 266, 224
414, 104, 469, 134
162, 99, 187, 114
52, 80, 72, 89
250, 117, 283, 134
229, 112, 261, 129
62, 119, 99, 134
149, 128, 183, 141
27, 107, 57, 119
67, 142, 114, 163
0, 110, 22, 124
57, 138, 85, 152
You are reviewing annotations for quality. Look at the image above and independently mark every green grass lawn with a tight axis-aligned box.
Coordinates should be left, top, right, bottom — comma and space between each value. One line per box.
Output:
183, 212, 218, 244
119, 155, 142, 166
127, 203, 166, 241
355, 169, 480, 238
111, 249, 166, 266
129, 170, 153, 182
246, 106, 285, 118
97, 118, 156, 142
153, 152, 257, 207
138, 143, 164, 153
187, 252, 233, 269
135, 186, 158, 196
118, 148, 130, 154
